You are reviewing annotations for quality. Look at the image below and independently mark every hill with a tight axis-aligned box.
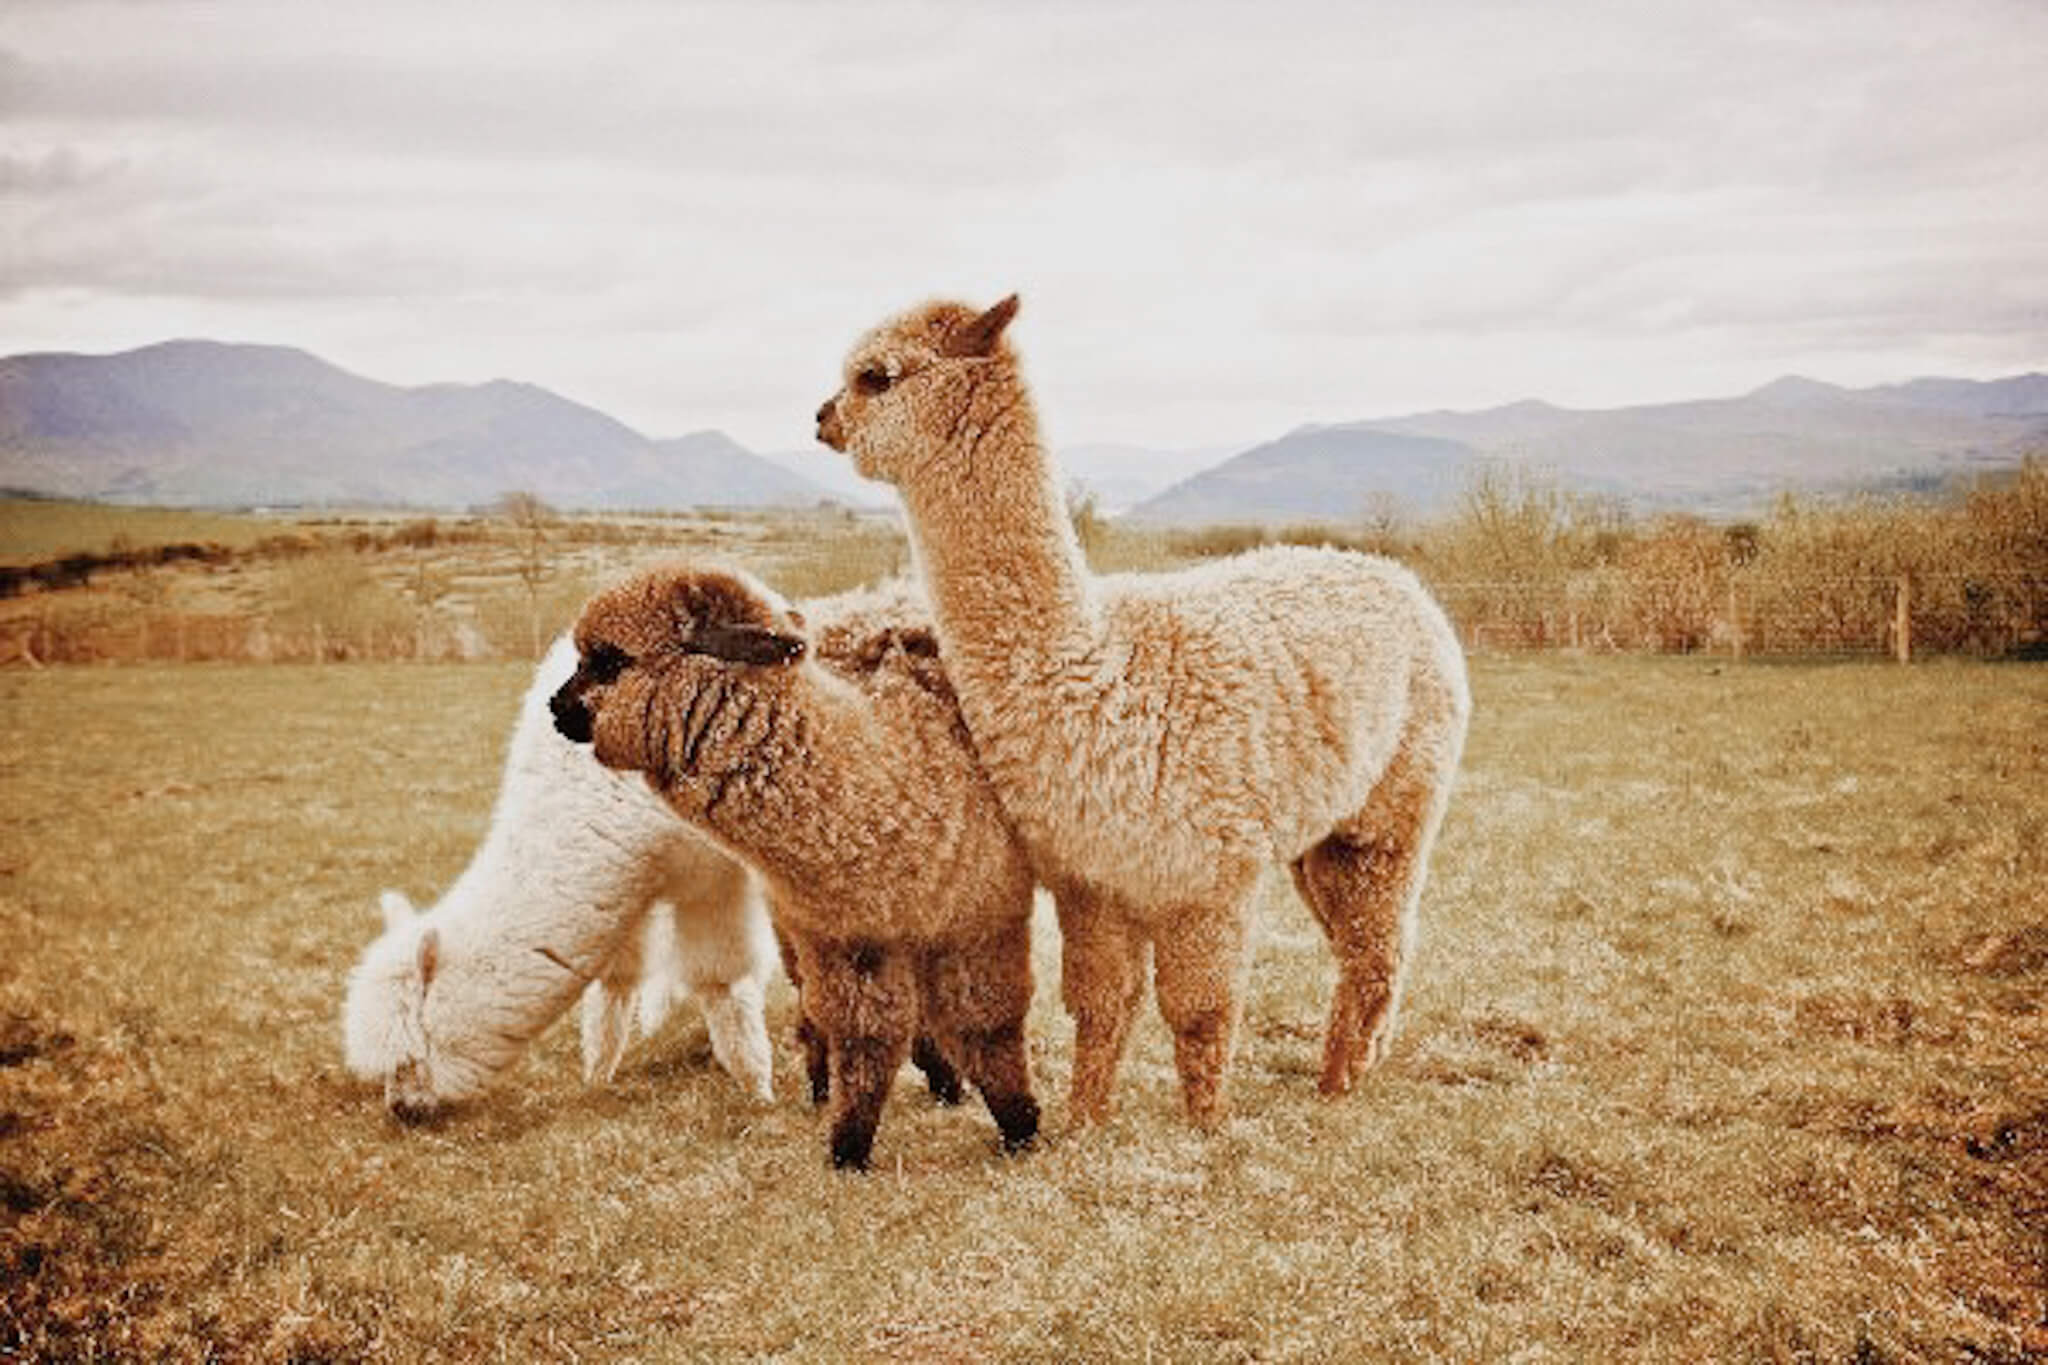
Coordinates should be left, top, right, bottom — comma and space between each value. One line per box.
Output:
1127, 374, 2048, 524
0, 340, 837, 510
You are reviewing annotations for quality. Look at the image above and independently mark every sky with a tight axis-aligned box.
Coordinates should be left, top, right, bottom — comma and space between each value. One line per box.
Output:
3, 0, 2045, 457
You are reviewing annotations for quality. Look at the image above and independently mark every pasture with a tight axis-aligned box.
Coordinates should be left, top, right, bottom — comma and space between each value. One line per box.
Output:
1, 654, 2043, 1360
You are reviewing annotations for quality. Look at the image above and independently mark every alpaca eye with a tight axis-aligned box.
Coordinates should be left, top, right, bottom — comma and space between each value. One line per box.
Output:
586, 643, 630, 683
855, 366, 893, 395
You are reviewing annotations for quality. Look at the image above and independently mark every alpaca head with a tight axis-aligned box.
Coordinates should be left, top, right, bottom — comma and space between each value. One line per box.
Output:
342, 890, 492, 1122
815, 294, 1021, 485
551, 563, 808, 780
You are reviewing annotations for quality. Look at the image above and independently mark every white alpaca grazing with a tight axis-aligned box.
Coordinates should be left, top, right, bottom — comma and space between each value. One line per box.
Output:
343, 636, 776, 1121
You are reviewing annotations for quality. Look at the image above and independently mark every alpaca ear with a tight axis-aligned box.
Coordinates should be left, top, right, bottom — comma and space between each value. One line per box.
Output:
687, 622, 807, 667
379, 890, 416, 932
942, 294, 1019, 358
417, 927, 440, 989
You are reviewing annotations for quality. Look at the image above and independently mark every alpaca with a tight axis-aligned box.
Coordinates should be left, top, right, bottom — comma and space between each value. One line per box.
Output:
815, 295, 1471, 1127
551, 565, 1040, 1170
343, 636, 777, 1122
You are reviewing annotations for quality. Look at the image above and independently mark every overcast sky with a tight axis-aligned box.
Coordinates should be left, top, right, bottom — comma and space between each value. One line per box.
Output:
3, 0, 2044, 456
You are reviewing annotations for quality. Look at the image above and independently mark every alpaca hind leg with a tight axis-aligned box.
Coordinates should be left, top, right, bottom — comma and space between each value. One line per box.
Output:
922, 922, 1039, 1153
1294, 759, 1447, 1093
1056, 891, 1147, 1126
1151, 906, 1252, 1130
805, 938, 919, 1171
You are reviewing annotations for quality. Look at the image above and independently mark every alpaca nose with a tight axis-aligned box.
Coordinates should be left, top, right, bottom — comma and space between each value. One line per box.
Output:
549, 684, 593, 743
816, 397, 845, 451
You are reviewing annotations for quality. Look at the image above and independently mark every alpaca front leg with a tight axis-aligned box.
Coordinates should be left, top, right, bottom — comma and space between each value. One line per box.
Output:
696, 977, 773, 1102
911, 1035, 965, 1106
580, 979, 636, 1084
921, 924, 1039, 1153
1055, 891, 1146, 1127
580, 908, 655, 1084
781, 933, 832, 1104
1152, 906, 1252, 1130
813, 939, 919, 1171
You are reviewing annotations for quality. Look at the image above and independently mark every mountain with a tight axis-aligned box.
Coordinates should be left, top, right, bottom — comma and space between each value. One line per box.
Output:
0, 340, 838, 510
1127, 373, 2048, 525
1122, 429, 1476, 525
7, 341, 2044, 521
1057, 442, 1249, 514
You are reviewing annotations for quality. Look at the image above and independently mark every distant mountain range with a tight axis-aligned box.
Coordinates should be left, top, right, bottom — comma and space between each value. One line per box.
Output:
0, 340, 838, 510
1126, 373, 2048, 524
2, 339, 2043, 520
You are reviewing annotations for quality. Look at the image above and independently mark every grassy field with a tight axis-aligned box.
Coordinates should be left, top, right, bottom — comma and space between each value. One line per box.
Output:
2, 655, 2043, 1360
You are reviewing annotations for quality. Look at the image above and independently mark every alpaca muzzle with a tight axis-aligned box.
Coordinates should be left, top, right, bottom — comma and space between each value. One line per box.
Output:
387, 1059, 441, 1125
816, 396, 847, 451
549, 682, 594, 744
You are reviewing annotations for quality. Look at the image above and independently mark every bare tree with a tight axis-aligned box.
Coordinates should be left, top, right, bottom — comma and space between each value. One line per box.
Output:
497, 491, 554, 658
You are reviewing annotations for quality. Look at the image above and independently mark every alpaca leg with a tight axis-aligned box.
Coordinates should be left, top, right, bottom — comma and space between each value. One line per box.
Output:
806, 938, 919, 1171
1056, 890, 1147, 1126
911, 1035, 965, 1106
580, 907, 653, 1084
1294, 724, 1456, 1093
669, 868, 776, 1100
778, 930, 832, 1105
922, 922, 1039, 1153
696, 977, 773, 1102
580, 979, 636, 1085
1292, 834, 1411, 1093
1151, 906, 1252, 1130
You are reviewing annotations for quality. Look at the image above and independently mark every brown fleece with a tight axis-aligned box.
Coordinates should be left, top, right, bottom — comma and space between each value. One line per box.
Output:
560, 566, 1038, 1169
816, 297, 1473, 1127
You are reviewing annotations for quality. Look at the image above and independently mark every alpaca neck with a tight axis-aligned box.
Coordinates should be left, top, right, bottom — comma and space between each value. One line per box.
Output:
439, 695, 663, 956
896, 379, 1098, 673
661, 671, 881, 895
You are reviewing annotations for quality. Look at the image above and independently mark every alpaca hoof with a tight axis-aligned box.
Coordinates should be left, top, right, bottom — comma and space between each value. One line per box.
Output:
991, 1094, 1040, 1153
830, 1124, 876, 1172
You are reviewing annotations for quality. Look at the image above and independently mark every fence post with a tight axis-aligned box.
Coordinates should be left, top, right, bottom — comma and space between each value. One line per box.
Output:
1727, 581, 1744, 661
315, 621, 326, 664
1894, 574, 1912, 664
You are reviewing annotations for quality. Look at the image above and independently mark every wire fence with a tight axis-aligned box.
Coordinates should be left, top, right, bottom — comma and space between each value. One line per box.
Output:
3, 569, 2042, 668
1429, 569, 2046, 661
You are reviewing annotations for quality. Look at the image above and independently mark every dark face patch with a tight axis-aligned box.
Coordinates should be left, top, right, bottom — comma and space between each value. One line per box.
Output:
550, 675, 594, 743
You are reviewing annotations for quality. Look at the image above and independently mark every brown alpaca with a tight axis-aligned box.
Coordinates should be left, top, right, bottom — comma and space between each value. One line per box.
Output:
551, 564, 1039, 1169
816, 296, 1471, 1128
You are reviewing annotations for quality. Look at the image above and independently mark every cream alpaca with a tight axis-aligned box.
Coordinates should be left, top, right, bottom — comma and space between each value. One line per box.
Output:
816, 296, 1471, 1126
343, 636, 776, 1122
552, 565, 1040, 1170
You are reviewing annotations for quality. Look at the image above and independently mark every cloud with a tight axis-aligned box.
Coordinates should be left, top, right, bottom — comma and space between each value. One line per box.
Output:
0, 0, 2042, 449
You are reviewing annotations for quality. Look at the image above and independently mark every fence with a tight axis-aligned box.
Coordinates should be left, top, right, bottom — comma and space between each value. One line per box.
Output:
0, 610, 495, 668
1430, 569, 2045, 662
3, 569, 2041, 668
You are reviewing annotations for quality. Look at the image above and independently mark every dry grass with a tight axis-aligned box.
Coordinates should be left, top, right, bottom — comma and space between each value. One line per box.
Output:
2, 656, 2044, 1360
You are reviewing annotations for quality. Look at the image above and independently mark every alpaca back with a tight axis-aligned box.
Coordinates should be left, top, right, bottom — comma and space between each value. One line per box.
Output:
959, 545, 1465, 907
703, 581, 1030, 945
